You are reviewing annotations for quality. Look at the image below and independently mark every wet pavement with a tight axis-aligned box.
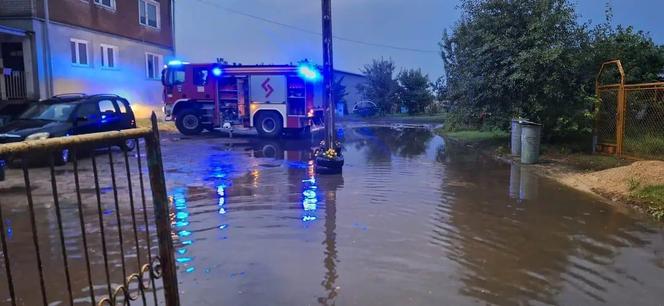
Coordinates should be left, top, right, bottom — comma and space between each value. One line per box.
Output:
1, 124, 664, 305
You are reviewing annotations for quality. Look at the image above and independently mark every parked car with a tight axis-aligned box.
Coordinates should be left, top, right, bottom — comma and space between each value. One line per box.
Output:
0, 102, 34, 127
352, 100, 378, 117
0, 94, 137, 165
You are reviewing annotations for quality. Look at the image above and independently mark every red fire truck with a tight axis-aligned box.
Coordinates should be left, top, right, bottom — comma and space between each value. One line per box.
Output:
161, 61, 324, 137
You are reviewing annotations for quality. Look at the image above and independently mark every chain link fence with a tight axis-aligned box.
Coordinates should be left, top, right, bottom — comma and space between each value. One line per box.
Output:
595, 60, 664, 160
624, 85, 664, 159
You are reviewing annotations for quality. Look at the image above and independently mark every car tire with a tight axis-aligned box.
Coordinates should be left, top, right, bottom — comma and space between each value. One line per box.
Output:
175, 109, 203, 135
120, 139, 137, 152
54, 149, 69, 166
255, 112, 283, 138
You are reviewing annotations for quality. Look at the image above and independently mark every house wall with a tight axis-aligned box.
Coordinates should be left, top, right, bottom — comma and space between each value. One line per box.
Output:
1, 0, 174, 115
0, 19, 47, 100
48, 22, 172, 116
48, 0, 173, 49
335, 72, 366, 110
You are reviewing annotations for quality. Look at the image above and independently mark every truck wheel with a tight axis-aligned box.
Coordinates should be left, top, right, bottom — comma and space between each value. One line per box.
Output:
255, 112, 283, 138
175, 109, 203, 135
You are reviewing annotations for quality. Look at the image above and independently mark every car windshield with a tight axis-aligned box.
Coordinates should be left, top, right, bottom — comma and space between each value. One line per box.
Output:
20, 103, 77, 122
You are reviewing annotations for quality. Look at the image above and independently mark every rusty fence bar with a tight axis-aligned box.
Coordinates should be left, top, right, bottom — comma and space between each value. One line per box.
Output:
0, 114, 180, 306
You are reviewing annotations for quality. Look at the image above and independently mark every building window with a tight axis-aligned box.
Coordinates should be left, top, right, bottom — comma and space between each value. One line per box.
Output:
145, 52, 162, 80
94, 0, 116, 10
100, 44, 118, 69
139, 0, 160, 29
70, 39, 89, 66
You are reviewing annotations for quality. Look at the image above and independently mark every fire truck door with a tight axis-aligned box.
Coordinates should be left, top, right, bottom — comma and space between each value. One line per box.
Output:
249, 75, 287, 104
237, 78, 248, 118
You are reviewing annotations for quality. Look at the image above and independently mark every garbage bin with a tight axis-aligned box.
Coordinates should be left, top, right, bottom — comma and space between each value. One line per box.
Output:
511, 119, 523, 156
520, 121, 542, 164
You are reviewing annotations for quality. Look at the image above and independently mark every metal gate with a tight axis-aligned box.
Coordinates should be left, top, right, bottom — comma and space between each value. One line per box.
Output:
0, 115, 179, 305
595, 60, 625, 155
595, 60, 664, 159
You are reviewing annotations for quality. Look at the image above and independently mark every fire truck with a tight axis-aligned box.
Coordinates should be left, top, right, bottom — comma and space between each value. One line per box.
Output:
161, 61, 324, 137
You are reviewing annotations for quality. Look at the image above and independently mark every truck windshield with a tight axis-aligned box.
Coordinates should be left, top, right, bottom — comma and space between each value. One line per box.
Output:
164, 67, 185, 86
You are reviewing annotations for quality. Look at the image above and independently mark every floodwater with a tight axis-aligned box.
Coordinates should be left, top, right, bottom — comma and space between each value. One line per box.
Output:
0, 125, 663, 305
166, 126, 664, 306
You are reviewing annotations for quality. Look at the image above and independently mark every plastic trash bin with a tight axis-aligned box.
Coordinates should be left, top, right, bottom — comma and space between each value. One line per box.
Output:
511, 119, 523, 156
520, 121, 542, 164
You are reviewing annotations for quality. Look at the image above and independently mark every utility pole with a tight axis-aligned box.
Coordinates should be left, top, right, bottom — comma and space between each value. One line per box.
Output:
321, 0, 335, 149
316, 0, 343, 173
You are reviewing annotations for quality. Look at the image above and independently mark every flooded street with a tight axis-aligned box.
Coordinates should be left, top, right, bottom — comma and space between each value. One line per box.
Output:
164, 125, 664, 305
1, 125, 663, 305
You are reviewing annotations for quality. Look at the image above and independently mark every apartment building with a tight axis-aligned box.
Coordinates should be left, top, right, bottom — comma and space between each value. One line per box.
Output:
0, 0, 174, 116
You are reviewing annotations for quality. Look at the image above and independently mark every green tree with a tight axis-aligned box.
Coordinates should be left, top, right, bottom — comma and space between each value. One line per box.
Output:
357, 58, 399, 114
441, 0, 592, 136
432, 76, 448, 102
441, 0, 664, 138
396, 69, 434, 114
589, 4, 664, 84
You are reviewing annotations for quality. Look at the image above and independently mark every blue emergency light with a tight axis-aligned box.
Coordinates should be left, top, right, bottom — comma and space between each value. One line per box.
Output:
211, 67, 223, 76
168, 60, 183, 66
297, 64, 321, 81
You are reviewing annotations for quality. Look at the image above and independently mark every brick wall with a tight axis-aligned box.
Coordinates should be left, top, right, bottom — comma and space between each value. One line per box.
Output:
0, 0, 34, 17
50, 0, 173, 49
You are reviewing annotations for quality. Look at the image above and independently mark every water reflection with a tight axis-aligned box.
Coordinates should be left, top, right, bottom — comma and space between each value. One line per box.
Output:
435, 153, 658, 305
509, 162, 540, 200
157, 126, 663, 306
317, 173, 344, 306
347, 126, 434, 162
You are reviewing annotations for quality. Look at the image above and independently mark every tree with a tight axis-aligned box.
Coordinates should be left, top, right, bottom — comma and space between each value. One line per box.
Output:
588, 4, 664, 84
432, 76, 448, 102
440, 0, 664, 138
357, 58, 399, 114
396, 69, 434, 114
441, 0, 592, 136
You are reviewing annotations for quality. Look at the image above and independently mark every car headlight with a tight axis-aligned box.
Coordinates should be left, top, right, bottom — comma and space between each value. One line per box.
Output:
25, 132, 50, 141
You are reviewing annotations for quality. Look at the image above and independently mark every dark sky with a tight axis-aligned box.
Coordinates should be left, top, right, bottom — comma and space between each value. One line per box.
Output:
175, 0, 664, 80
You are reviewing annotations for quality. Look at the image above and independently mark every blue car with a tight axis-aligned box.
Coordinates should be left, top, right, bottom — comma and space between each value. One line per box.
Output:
0, 94, 137, 165
352, 100, 378, 117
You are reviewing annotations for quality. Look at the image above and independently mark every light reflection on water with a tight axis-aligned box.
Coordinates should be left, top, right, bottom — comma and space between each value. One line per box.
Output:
163, 126, 663, 306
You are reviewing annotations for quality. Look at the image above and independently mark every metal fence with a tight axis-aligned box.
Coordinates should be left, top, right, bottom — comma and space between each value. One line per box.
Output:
0, 115, 180, 306
595, 60, 664, 159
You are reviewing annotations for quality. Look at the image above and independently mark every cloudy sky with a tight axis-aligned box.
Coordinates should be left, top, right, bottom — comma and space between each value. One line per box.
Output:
175, 0, 664, 80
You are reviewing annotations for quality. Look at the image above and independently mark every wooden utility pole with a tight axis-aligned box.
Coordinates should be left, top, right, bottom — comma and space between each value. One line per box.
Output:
322, 0, 335, 147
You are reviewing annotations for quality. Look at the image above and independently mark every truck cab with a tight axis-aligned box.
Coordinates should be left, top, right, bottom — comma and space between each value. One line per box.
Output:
162, 61, 324, 137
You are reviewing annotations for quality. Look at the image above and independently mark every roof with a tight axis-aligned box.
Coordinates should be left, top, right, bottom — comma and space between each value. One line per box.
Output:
334, 70, 365, 78
44, 93, 124, 103
0, 24, 26, 37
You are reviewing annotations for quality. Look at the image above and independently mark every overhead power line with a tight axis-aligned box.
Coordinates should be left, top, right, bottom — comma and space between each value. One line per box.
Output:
192, 0, 440, 54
